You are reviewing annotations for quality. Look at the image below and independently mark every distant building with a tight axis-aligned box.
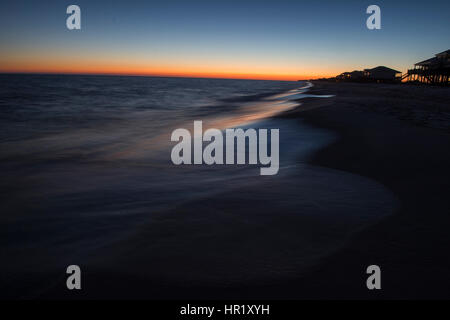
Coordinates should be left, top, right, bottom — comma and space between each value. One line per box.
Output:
349, 70, 365, 80
336, 72, 351, 81
335, 67, 401, 83
363, 66, 402, 83
405, 50, 450, 85
336, 70, 365, 82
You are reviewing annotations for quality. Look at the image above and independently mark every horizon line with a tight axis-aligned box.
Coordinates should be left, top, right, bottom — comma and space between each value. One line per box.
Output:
0, 71, 320, 82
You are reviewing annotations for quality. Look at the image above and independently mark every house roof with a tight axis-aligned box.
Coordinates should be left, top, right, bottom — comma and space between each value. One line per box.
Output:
415, 57, 439, 66
363, 66, 401, 73
415, 50, 450, 66
436, 49, 450, 57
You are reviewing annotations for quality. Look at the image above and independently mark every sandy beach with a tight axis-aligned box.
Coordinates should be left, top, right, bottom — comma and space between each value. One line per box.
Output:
279, 81, 450, 299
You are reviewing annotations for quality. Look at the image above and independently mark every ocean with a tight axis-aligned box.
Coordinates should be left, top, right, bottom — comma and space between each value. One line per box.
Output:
0, 74, 397, 298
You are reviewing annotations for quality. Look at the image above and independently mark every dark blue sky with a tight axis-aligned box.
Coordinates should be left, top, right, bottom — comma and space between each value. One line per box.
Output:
1, 0, 449, 79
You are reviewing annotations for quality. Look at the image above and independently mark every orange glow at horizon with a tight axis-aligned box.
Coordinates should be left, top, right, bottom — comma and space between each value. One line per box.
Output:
0, 65, 336, 81
1, 69, 335, 81
0, 53, 338, 81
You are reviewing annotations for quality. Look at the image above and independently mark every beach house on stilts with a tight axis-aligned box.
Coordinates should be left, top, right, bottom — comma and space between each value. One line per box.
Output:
404, 50, 450, 85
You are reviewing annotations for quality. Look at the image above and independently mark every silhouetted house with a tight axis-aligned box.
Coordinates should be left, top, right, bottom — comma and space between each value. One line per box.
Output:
405, 50, 450, 85
336, 70, 365, 82
349, 70, 365, 81
363, 66, 402, 83
336, 72, 351, 81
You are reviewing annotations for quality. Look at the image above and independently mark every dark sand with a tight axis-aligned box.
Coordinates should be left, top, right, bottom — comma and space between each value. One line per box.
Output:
280, 82, 450, 299
41, 82, 450, 300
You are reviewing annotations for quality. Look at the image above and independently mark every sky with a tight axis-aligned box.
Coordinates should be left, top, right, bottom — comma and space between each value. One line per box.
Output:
1, 0, 449, 80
